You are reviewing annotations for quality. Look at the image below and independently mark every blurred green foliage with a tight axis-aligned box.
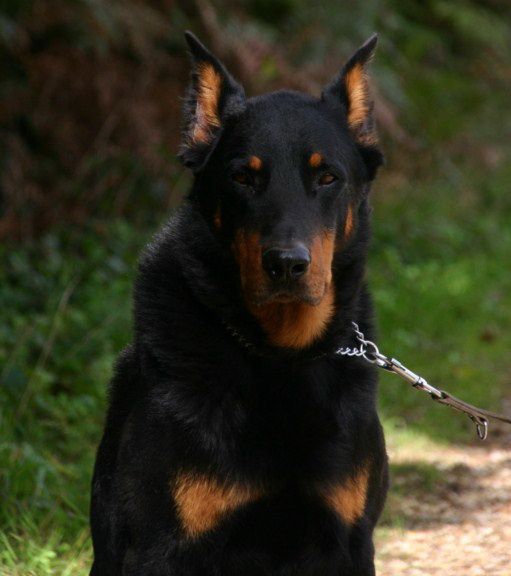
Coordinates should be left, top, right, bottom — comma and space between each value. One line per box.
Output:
1, 0, 511, 573
0, 221, 144, 573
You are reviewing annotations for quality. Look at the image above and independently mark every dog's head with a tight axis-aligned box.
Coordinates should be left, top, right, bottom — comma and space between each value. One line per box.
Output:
179, 32, 383, 346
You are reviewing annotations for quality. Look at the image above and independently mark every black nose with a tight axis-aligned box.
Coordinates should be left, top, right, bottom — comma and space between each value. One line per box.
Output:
262, 245, 311, 282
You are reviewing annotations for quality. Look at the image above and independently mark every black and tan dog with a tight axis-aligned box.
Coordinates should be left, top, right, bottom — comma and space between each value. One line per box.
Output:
90, 31, 388, 576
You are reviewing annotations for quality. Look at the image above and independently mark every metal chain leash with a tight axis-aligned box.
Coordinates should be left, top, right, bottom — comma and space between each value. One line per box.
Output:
335, 322, 511, 441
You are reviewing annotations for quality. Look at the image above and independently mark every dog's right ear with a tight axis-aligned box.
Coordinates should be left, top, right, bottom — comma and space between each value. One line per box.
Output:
322, 35, 383, 181
179, 32, 246, 171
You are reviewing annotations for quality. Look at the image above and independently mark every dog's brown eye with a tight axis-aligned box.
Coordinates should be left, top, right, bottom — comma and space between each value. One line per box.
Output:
318, 172, 337, 186
232, 172, 251, 186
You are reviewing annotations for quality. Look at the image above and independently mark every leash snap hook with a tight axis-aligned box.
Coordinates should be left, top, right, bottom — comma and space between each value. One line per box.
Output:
470, 415, 488, 441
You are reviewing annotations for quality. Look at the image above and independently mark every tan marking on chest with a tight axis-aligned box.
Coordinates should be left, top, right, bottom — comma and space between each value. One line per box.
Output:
172, 473, 263, 538
320, 465, 370, 525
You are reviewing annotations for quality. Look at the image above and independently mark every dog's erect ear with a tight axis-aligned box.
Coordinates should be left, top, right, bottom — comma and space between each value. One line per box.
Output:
322, 35, 383, 180
179, 31, 246, 171
323, 34, 378, 145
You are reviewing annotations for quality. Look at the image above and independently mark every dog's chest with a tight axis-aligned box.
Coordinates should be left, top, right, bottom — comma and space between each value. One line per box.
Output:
166, 358, 371, 542
186, 356, 360, 466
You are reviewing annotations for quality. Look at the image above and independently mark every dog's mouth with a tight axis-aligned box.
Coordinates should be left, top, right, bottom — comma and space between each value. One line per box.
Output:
246, 282, 327, 307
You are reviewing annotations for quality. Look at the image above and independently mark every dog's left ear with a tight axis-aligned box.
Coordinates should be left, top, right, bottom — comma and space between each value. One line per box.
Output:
179, 31, 246, 171
322, 34, 383, 180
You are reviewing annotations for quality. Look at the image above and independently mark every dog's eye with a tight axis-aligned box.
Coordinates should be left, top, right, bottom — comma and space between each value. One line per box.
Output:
232, 172, 252, 186
318, 172, 337, 186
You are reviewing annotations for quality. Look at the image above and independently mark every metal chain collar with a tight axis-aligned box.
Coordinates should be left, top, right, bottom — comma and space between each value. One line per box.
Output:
337, 322, 511, 441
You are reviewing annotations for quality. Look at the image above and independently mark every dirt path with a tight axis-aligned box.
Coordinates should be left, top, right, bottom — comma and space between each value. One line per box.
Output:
375, 420, 511, 575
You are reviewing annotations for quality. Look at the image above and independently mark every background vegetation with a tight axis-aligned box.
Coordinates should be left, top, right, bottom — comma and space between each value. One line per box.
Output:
1, 0, 510, 573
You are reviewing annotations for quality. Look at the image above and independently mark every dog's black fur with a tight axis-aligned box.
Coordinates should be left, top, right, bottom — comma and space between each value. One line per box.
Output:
90, 32, 388, 576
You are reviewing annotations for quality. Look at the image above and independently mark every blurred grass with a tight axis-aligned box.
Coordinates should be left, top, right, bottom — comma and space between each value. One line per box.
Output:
1, 162, 510, 572
0, 221, 145, 573
372, 161, 511, 440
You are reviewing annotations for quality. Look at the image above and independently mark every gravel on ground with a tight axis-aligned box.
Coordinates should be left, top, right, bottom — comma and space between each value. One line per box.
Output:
376, 420, 511, 576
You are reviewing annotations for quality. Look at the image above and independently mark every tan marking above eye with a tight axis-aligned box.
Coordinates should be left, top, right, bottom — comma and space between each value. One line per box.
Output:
172, 473, 263, 539
319, 465, 370, 525
248, 155, 263, 171
309, 152, 323, 168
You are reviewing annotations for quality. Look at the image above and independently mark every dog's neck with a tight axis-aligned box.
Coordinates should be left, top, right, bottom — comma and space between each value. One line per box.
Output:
248, 286, 336, 350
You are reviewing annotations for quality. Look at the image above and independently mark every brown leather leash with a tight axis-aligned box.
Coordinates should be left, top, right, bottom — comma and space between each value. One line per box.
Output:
336, 323, 511, 440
